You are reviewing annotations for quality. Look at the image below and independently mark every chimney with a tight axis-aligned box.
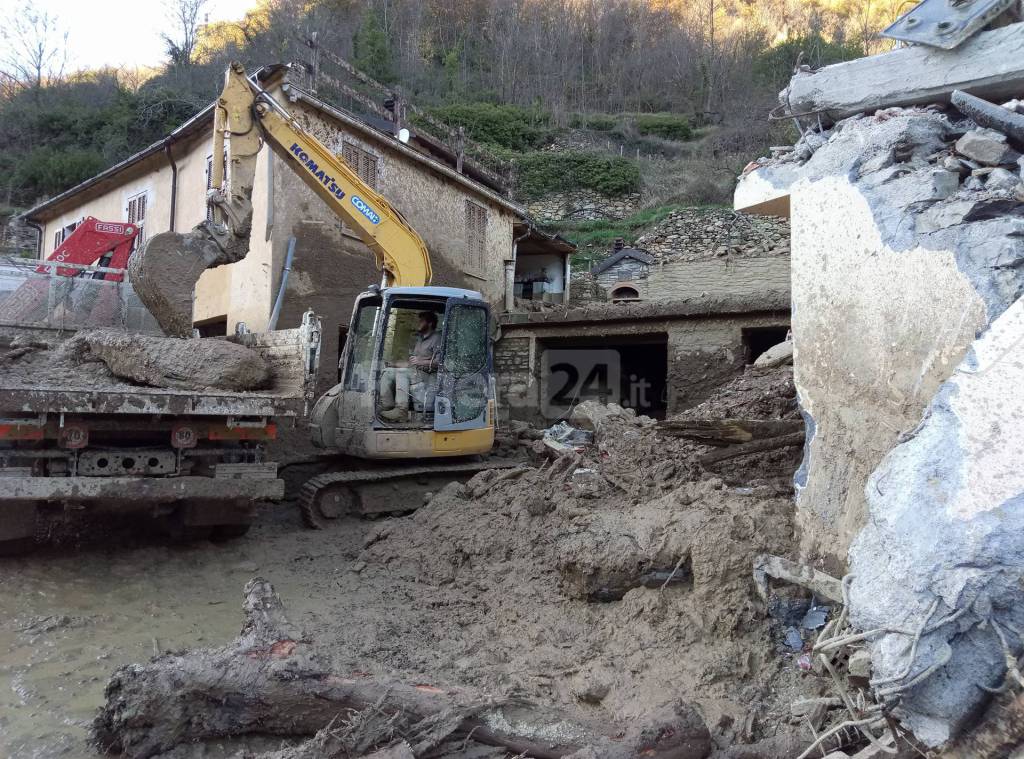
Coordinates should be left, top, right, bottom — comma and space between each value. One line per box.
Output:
613, 237, 625, 252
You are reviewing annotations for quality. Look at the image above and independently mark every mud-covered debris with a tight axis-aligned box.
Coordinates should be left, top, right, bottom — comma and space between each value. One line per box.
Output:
62, 329, 270, 391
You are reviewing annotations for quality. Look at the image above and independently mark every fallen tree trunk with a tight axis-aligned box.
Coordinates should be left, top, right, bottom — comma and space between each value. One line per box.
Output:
658, 418, 803, 446
93, 578, 711, 759
699, 432, 804, 466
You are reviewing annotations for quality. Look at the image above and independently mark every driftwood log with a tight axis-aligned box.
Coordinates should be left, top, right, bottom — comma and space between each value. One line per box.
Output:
657, 418, 803, 446
93, 578, 711, 759
699, 432, 805, 466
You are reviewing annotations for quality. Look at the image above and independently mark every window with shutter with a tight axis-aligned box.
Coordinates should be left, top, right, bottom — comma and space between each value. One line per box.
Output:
465, 200, 487, 273
126, 191, 148, 251
341, 141, 378, 189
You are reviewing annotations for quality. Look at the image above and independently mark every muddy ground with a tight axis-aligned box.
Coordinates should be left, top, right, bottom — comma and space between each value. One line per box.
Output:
0, 366, 822, 759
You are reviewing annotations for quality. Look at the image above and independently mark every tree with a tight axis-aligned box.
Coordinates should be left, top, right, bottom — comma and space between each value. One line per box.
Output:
0, 3, 68, 95
352, 7, 395, 84
163, 0, 210, 67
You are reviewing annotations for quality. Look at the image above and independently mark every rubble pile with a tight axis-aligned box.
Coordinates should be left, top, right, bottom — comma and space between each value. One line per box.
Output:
739, 86, 1024, 751
633, 208, 790, 262
318, 366, 825, 756
360, 405, 813, 756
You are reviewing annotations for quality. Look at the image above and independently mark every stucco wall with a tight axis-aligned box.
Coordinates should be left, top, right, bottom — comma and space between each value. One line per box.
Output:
288, 100, 516, 306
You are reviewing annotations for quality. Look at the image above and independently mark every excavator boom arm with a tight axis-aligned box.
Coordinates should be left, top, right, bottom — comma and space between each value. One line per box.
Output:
129, 63, 431, 337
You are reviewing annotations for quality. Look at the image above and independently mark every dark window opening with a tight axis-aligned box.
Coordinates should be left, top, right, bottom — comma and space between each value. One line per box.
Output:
193, 316, 228, 337
540, 334, 668, 420
742, 326, 790, 364
610, 284, 640, 301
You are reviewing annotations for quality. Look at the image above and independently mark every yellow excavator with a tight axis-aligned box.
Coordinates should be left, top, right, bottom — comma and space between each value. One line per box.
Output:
130, 63, 500, 527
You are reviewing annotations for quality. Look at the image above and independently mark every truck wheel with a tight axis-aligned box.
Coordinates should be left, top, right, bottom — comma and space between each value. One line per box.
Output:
0, 501, 37, 557
211, 523, 252, 542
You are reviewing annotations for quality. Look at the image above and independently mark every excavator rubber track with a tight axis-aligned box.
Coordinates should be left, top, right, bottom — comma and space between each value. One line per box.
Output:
299, 459, 522, 529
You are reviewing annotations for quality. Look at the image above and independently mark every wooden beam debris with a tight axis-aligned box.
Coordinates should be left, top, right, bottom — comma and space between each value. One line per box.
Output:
752, 554, 844, 605
658, 418, 803, 446
781, 22, 1024, 122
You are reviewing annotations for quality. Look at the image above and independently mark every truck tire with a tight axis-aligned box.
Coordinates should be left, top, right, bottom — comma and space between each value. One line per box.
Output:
0, 501, 37, 557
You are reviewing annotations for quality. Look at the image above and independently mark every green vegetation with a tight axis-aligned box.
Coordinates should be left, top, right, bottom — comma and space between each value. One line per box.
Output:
353, 8, 396, 84
632, 113, 692, 141
0, 73, 199, 207
546, 205, 682, 250
420, 102, 552, 152
514, 151, 641, 200
753, 34, 865, 91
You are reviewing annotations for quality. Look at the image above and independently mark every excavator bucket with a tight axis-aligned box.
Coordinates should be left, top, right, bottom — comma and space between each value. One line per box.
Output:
128, 229, 228, 337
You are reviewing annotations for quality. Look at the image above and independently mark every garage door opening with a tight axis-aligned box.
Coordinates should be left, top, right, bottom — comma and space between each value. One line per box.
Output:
742, 326, 789, 364
540, 334, 669, 420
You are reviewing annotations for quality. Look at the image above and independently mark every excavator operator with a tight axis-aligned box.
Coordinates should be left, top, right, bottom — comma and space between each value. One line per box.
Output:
379, 311, 441, 422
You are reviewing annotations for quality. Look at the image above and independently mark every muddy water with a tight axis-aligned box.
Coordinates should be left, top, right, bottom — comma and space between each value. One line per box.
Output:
0, 509, 366, 758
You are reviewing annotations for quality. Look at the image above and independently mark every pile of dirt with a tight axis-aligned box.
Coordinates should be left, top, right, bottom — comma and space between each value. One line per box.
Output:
346, 401, 817, 755
0, 330, 270, 392
685, 365, 799, 421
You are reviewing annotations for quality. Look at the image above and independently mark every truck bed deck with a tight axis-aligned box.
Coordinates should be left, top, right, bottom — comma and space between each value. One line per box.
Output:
0, 315, 322, 419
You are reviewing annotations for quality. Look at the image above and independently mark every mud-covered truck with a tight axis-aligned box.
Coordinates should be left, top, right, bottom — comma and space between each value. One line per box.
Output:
0, 253, 322, 554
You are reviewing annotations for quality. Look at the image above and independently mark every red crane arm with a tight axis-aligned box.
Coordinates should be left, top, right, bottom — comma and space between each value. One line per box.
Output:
39, 217, 141, 282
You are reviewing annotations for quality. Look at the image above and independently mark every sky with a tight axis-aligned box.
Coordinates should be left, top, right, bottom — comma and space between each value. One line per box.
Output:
0, 0, 256, 71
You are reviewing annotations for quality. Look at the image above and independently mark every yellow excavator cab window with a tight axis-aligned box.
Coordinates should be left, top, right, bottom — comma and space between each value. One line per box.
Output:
343, 297, 381, 393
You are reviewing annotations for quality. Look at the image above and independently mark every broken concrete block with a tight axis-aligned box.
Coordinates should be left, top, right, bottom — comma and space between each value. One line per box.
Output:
753, 340, 794, 368
847, 649, 872, 679
63, 330, 270, 391
569, 401, 634, 432
986, 167, 1020, 192
954, 128, 1020, 166
848, 297, 1024, 746
859, 148, 896, 176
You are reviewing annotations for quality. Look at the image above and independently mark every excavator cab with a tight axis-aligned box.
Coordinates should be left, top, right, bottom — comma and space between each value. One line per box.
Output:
312, 286, 495, 459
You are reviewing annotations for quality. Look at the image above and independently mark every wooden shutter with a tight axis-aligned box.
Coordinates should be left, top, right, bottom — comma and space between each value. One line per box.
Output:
342, 141, 377, 189
465, 200, 487, 272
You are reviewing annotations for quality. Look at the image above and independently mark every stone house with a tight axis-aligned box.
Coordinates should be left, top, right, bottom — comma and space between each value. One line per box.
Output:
494, 208, 794, 423
22, 65, 570, 391
496, 296, 791, 424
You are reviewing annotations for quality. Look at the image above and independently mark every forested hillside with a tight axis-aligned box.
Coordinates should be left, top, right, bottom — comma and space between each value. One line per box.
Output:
0, 0, 896, 221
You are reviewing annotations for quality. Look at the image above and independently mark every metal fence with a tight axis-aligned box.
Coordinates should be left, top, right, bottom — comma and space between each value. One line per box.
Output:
0, 256, 162, 333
